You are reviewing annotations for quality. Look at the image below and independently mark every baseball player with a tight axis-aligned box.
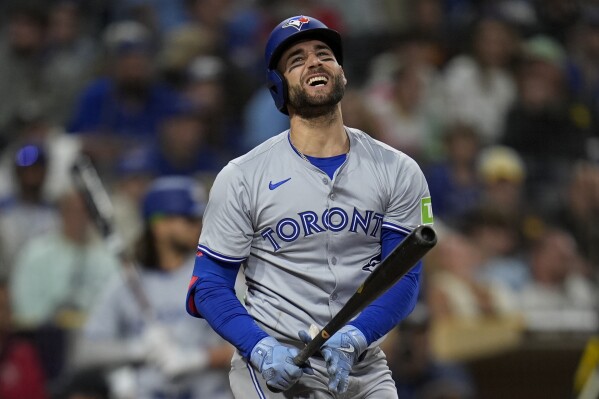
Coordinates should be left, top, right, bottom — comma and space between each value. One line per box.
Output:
186, 15, 434, 398
76, 177, 234, 399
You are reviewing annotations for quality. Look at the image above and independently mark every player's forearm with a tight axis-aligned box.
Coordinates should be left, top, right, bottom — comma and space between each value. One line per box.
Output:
349, 228, 422, 344
190, 253, 268, 358
349, 263, 421, 344
194, 282, 268, 358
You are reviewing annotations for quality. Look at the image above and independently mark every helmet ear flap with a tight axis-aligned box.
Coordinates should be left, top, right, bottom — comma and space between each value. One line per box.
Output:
267, 69, 289, 115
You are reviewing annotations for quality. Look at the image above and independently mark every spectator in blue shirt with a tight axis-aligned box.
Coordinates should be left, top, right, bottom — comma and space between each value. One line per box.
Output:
67, 20, 182, 176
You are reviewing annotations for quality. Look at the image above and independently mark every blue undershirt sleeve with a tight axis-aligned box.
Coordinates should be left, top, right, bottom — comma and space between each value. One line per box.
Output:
186, 253, 268, 359
348, 228, 422, 345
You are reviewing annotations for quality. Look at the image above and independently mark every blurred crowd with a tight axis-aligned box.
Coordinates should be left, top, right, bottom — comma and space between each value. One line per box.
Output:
0, 0, 598, 398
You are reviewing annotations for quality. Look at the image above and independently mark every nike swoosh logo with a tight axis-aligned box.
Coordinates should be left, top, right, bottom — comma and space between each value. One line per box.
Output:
338, 345, 355, 353
269, 178, 291, 190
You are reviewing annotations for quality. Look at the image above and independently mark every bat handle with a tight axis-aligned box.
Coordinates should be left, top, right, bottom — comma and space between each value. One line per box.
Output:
293, 337, 322, 366
266, 335, 324, 393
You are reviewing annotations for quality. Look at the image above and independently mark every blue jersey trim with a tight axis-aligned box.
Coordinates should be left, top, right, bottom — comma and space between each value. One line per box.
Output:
197, 244, 247, 263
381, 222, 412, 235
304, 154, 346, 180
287, 133, 346, 180
248, 364, 267, 399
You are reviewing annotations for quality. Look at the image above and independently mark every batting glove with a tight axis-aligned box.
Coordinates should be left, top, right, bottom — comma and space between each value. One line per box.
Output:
250, 336, 313, 392
318, 325, 367, 394
151, 344, 209, 379
142, 324, 209, 379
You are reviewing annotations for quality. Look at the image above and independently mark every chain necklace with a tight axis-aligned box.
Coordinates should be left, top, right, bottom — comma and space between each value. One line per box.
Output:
297, 148, 310, 163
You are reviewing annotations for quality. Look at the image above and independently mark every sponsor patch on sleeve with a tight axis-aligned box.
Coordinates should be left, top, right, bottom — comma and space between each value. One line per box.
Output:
421, 197, 434, 225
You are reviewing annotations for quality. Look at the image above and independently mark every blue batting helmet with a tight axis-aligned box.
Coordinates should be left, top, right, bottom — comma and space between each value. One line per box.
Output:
264, 15, 342, 114
142, 176, 207, 221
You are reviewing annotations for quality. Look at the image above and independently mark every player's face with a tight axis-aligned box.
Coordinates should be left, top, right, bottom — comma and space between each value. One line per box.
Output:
279, 39, 346, 117
155, 216, 203, 256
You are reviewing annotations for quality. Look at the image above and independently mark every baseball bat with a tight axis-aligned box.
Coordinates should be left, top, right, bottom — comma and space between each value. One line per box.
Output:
267, 224, 436, 393
70, 154, 153, 320
294, 224, 437, 366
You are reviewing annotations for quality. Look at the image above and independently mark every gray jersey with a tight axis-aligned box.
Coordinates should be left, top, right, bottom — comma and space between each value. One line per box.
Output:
199, 128, 432, 345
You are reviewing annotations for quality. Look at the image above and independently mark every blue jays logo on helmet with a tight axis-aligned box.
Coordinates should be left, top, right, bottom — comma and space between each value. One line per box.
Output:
264, 15, 342, 114
282, 16, 311, 31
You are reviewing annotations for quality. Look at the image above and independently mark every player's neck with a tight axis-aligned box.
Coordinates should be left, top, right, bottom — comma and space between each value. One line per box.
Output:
289, 114, 348, 158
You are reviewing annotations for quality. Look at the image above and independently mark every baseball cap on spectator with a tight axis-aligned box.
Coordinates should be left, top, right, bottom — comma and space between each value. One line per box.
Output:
187, 56, 225, 83
161, 97, 198, 120
141, 176, 207, 221
103, 20, 152, 55
115, 147, 155, 178
521, 35, 565, 66
478, 145, 526, 183
158, 25, 218, 72
14, 143, 47, 168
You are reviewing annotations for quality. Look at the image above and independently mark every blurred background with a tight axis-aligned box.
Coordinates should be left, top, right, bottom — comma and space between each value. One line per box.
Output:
0, 0, 598, 398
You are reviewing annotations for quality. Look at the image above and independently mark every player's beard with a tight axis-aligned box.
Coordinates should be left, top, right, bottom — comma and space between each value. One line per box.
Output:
168, 235, 196, 257
287, 73, 345, 119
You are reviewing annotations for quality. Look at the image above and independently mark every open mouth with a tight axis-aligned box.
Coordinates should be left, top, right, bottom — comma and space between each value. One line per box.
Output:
307, 75, 329, 87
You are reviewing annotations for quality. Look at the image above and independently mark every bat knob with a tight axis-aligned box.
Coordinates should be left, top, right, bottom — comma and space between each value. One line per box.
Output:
415, 225, 437, 247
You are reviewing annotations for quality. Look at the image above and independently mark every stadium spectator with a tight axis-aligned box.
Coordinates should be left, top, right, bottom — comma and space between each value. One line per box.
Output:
461, 206, 531, 294
67, 21, 182, 176
120, 98, 227, 182
181, 55, 249, 156
45, 0, 98, 126
426, 231, 516, 321
502, 35, 591, 210
110, 151, 156, 258
8, 187, 119, 384
158, 25, 219, 88
9, 189, 120, 329
0, 108, 82, 203
439, 17, 519, 144
0, 279, 49, 399
0, 1, 50, 151
73, 177, 234, 399
108, 0, 188, 35
365, 30, 446, 162
365, 60, 439, 162
550, 161, 599, 276
564, 14, 599, 117
518, 228, 598, 333
476, 145, 527, 217
0, 144, 60, 277
425, 123, 483, 227
383, 304, 476, 399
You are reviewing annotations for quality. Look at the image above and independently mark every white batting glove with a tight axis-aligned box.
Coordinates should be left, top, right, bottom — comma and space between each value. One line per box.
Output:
140, 324, 171, 352
151, 344, 210, 379
141, 324, 210, 379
